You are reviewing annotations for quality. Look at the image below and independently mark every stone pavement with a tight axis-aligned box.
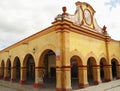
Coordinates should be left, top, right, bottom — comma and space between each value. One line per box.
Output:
0, 80, 120, 91
0, 80, 55, 91
74, 80, 120, 91
0, 85, 18, 91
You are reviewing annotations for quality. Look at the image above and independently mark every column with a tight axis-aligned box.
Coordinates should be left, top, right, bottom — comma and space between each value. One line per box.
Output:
62, 25, 72, 91
104, 65, 112, 82
92, 65, 101, 85
62, 66, 72, 91
105, 36, 112, 82
55, 23, 64, 91
3, 67, 10, 81
54, 20, 71, 90
34, 67, 44, 88
56, 56, 62, 91
0, 67, 4, 79
56, 67, 62, 91
116, 65, 120, 79
78, 65, 88, 88
19, 67, 26, 84
11, 67, 16, 82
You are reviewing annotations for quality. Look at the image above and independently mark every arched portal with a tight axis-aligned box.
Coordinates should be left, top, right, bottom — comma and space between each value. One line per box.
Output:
1, 60, 5, 78
70, 55, 82, 89
23, 54, 35, 83
111, 58, 118, 79
6, 59, 11, 80
13, 57, 21, 81
39, 49, 56, 88
87, 57, 97, 85
100, 58, 107, 82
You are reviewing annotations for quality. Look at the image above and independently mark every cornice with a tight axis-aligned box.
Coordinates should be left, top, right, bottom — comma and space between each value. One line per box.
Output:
53, 20, 108, 41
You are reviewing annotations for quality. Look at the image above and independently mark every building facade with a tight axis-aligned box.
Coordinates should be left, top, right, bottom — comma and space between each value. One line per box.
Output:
0, 1, 120, 91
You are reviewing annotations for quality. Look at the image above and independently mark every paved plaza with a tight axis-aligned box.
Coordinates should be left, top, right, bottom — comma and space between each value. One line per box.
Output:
75, 80, 120, 91
0, 80, 120, 91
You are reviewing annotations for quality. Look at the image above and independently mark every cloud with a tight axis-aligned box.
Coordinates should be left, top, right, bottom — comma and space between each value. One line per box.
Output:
0, 0, 120, 50
105, 0, 120, 9
104, 4, 120, 40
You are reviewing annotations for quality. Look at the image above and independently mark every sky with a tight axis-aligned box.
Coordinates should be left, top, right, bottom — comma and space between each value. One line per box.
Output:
0, 0, 120, 50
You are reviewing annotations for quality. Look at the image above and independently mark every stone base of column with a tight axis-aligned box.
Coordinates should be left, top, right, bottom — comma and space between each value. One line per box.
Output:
78, 83, 89, 88
104, 79, 111, 82
56, 88, 63, 91
11, 78, 16, 82
94, 81, 101, 85
117, 77, 120, 79
19, 80, 26, 85
34, 83, 44, 88
3, 77, 10, 81
62, 88, 72, 91
0, 75, 3, 79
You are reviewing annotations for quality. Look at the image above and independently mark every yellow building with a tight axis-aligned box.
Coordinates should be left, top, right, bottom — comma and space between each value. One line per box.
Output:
0, 1, 120, 91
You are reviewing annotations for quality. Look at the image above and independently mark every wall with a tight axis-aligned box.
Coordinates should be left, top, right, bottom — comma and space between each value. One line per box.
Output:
69, 31, 106, 64
0, 27, 58, 67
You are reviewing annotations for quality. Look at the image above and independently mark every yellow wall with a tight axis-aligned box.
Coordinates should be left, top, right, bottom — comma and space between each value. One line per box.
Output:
108, 41, 120, 62
0, 28, 58, 67
0, 20, 120, 67
69, 31, 106, 64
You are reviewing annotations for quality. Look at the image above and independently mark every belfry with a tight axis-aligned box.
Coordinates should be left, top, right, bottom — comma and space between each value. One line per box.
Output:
0, 1, 120, 91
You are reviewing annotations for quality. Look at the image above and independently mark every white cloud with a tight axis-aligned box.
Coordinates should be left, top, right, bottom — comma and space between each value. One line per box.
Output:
105, 4, 120, 40
0, 0, 120, 50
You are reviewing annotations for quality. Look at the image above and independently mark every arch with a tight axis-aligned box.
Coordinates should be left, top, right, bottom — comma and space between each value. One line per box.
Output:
38, 49, 56, 88
98, 53, 108, 64
22, 53, 35, 83
70, 55, 83, 89
85, 52, 98, 65
13, 56, 21, 81
37, 44, 56, 67
100, 57, 107, 82
38, 49, 56, 67
6, 59, 11, 80
70, 55, 82, 66
69, 50, 84, 65
0, 60, 5, 78
110, 55, 120, 64
87, 57, 97, 85
23, 53, 35, 67
111, 58, 119, 79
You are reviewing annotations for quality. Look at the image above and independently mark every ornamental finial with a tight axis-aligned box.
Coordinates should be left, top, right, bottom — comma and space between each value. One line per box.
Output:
62, 6, 67, 13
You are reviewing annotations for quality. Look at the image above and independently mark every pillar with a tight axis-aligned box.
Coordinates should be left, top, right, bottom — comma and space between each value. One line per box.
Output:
116, 65, 120, 79
55, 22, 65, 91
19, 67, 26, 84
56, 67, 62, 91
104, 36, 112, 82
78, 65, 88, 88
11, 67, 16, 82
62, 66, 72, 91
0, 67, 4, 79
56, 57, 62, 91
92, 65, 101, 85
54, 20, 71, 90
104, 65, 112, 82
62, 25, 72, 91
34, 67, 44, 88
3, 67, 11, 81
